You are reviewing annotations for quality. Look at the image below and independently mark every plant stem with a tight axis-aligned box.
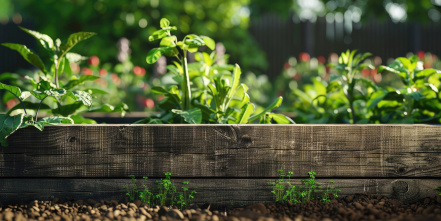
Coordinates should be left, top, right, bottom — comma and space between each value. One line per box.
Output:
54, 59, 60, 88
182, 50, 191, 110
35, 95, 48, 122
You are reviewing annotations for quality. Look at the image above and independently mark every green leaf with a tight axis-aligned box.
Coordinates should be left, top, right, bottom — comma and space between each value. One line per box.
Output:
31, 88, 67, 100
84, 103, 129, 117
6, 101, 51, 115
59, 32, 96, 59
269, 113, 295, 124
0, 113, 24, 147
65, 52, 87, 63
0, 82, 24, 101
146, 48, 163, 64
172, 108, 202, 124
84, 88, 108, 95
51, 102, 84, 116
378, 65, 401, 74
66, 91, 92, 106
226, 64, 242, 101
237, 103, 255, 124
70, 114, 97, 124
248, 96, 283, 123
19, 26, 54, 50
160, 36, 177, 47
367, 90, 389, 109
38, 116, 74, 124
201, 36, 215, 50
63, 75, 100, 90
184, 37, 205, 47
160, 18, 170, 28
1, 43, 47, 73
148, 29, 168, 42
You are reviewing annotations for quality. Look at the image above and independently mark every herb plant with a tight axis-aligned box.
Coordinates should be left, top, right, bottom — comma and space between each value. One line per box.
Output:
122, 172, 196, 209
328, 50, 374, 123
0, 27, 98, 146
141, 18, 294, 124
269, 170, 340, 204
375, 55, 441, 123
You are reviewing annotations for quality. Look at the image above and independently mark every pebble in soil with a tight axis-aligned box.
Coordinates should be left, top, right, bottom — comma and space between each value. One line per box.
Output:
0, 194, 440, 221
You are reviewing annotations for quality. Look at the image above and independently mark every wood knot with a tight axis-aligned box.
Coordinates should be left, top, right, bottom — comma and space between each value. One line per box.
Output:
68, 137, 76, 143
392, 181, 409, 194
239, 135, 252, 148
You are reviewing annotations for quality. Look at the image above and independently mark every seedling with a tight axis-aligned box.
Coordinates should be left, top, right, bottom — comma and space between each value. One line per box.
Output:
123, 172, 196, 209
269, 170, 340, 204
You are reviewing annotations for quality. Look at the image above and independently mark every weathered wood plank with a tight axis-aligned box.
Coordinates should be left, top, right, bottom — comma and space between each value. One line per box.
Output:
1, 125, 441, 178
0, 178, 439, 205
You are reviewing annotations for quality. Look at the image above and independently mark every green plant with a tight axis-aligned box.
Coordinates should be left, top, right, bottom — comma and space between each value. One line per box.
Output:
155, 172, 177, 206
142, 18, 293, 124
122, 175, 153, 206
436, 186, 441, 196
328, 50, 374, 123
123, 172, 196, 209
0, 27, 98, 146
175, 181, 197, 210
269, 170, 340, 204
375, 55, 441, 123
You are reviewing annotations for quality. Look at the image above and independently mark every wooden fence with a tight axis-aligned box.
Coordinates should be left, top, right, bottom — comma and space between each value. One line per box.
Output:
1, 124, 440, 205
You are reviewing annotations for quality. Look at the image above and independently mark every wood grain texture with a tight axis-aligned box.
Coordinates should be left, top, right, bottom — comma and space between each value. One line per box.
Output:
1, 125, 441, 178
0, 178, 439, 205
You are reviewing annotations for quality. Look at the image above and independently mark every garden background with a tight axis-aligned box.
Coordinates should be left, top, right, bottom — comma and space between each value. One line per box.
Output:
1, 0, 441, 123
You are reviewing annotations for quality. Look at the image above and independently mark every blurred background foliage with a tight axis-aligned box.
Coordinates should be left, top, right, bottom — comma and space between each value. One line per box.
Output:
1, 0, 441, 122
2, 0, 440, 73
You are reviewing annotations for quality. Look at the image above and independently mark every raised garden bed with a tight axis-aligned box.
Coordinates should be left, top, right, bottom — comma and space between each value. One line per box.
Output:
1, 124, 440, 207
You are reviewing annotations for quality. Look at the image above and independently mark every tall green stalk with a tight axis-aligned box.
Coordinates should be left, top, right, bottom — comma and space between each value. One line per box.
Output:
182, 50, 191, 110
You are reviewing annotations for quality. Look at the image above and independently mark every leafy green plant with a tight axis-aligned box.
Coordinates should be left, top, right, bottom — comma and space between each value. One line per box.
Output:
269, 170, 340, 204
175, 181, 197, 210
436, 186, 441, 196
141, 18, 294, 124
122, 175, 153, 206
123, 172, 196, 209
328, 50, 375, 123
375, 55, 441, 123
0, 28, 96, 146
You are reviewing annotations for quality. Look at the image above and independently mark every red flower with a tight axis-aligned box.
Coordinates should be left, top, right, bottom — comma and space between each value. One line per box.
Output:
110, 73, 121, 86
299, 52, 310, 62
6, 99, 17, 109
293, 73, 302, 81
283, 62, 291, 70
143, 98, 155, 109
133, 66, 146, 76
417, 51, 425, 60
157, 95, 165, 102
88, 56, 100, 66
362, 69, 370, 77
99, 69, 107, 77
317, 56, 326, 65
81, 67, 93, 75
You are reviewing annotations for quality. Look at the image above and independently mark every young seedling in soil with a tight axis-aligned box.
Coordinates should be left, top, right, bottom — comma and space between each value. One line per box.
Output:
122, 172, 196, 209
269, 170, 340, 204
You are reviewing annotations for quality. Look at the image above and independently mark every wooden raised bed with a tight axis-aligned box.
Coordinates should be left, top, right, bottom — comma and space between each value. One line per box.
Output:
1, 124, 440, 205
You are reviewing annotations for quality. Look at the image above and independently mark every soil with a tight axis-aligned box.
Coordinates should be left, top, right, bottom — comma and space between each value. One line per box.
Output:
0, 194, 440, 221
